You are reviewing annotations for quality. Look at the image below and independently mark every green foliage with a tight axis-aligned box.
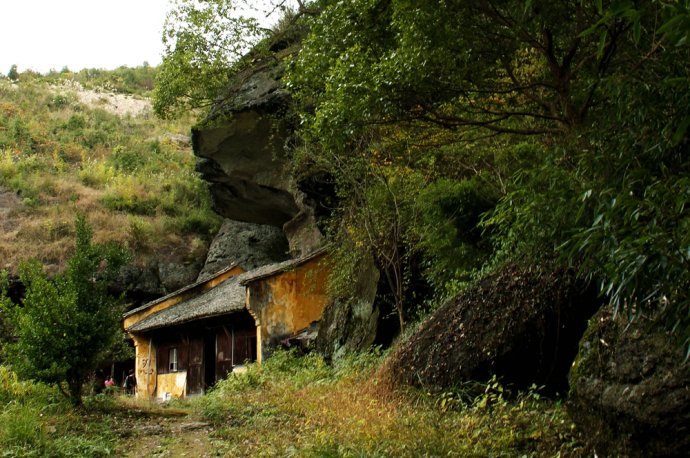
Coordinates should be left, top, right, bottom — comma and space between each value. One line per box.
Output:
416, 176, 498, 297
0, 76, 219, 270
146, 0, 690, 347
42, 65, 158, 96
483, 143, 584, 263
153, 0, 265, 118
0, 403, 47, 454
0, 217, 130, 406
0, 366, 119, 457
288, 0, 690, 343
7, 64, 19, 82
101, 192, 160, 215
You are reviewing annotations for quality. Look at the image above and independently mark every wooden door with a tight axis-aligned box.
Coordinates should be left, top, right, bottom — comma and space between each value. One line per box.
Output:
233, 329, 257, 364
216, 331, 233, 381
186, 337, 204, 395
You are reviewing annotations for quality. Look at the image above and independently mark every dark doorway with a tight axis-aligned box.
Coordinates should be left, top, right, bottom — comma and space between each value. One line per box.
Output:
216, 325, 257, 380
203, 332, 215, 390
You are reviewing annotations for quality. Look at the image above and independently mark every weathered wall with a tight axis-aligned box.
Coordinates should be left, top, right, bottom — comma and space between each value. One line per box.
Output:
132, 334, 156, 400
156, 372, 187, 401
247, 255, 330, 359
126, 266, 245, 399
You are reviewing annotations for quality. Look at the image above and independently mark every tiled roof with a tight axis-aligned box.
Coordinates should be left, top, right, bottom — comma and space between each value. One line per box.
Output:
126, 275, 246, 333
239, 247, 327, 285
125, 248, 328, 333
123, 263, 239, 319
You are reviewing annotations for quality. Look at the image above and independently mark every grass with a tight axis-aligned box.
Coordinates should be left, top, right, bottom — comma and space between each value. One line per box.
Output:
192, 350, 585, 457
0, 75, 221, 273
0, 350, 587, 457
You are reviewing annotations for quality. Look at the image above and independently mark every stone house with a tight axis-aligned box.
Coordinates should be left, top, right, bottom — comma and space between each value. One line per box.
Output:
123, 249, 329, 400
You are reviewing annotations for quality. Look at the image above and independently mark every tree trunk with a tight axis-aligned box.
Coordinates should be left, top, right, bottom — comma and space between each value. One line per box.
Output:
68, 379, 83, 408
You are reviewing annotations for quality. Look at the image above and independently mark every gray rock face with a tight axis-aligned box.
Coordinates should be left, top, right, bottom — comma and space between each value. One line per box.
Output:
193, 111, 297, 227
115, 260, 203, 298
197, 218, 290, 282
568, 307, 690, 457
192, 56, 324, 256
158, 262, 203, 292
316, 257, 380, 360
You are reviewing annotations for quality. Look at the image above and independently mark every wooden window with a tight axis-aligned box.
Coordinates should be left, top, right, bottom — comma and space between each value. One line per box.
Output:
169, 347, 179, 372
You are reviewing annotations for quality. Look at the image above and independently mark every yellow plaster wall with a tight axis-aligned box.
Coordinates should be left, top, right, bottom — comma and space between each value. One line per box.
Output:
249, 255, 330, 357
132, 335, 189, 400
127, 265, 248, 399
132, 334, 156, 400
156, 372, 187, 400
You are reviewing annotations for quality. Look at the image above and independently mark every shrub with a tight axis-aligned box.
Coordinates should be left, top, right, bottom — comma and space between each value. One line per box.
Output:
109, 145, 145, 173
126, 216, 155, 251
0, 366, 31, 404
64, 114, 86, 131
0, 217, 130, 407
101, 176, 160, 215
101, 193, 159, 215
78, 161, 115, 188
167, 209, 221, 236
47, 93, 75, 111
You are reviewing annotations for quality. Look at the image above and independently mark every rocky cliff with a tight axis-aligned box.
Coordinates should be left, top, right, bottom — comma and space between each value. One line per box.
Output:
192, 51, 323, 258
190, 38, 379, 355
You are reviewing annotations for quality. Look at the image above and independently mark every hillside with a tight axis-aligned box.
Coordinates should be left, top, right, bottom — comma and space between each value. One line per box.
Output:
1, 2, 689, 456
0, 69, 221, 276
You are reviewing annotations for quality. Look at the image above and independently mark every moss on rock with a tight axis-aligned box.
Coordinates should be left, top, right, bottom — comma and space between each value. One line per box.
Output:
568, 306, 690, 457
384, 263, 599, 393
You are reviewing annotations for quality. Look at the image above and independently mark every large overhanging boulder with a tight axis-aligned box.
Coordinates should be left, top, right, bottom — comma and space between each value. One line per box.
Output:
384, 263, 600, 394
193, 53, 323, 257
568, 307, 690, 457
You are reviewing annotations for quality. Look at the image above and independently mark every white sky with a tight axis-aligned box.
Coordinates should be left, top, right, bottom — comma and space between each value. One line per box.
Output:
0, 0, 173, 74
0, 0, 290, 75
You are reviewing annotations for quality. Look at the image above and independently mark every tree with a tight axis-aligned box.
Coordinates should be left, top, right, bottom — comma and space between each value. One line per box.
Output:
153, 0, 319, 118
151, 0, 690, 345
7, 64, 18, 81
0, 216, 129, 406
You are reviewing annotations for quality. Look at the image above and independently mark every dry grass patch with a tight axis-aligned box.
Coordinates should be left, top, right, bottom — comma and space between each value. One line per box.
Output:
0, 81, 216, 273
192, 350, 586, 457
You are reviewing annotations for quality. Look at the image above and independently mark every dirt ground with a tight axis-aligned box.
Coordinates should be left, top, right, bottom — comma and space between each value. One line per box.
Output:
111, 406, 221, 457
52, 81, 151, 116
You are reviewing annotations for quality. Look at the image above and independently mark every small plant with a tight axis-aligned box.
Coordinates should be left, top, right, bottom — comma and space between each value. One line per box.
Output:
0, 403, 46, 452
473, 375, 507, 410
78, 160, 115, 188
127, 216, 154, 251
109, 145, 145, 173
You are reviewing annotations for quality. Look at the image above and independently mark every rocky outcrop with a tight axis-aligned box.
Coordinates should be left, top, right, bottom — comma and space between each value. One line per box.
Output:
114, 260, 203, 302
196, 218, 290, 282
316, 256, 380, 360
384, 263, 600, 393
568, 307, 690, 457
193, 49, 324, 257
